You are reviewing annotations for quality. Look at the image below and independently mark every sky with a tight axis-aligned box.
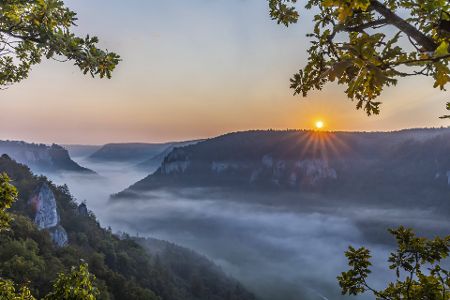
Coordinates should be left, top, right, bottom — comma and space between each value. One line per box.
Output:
0, 0, 448, 145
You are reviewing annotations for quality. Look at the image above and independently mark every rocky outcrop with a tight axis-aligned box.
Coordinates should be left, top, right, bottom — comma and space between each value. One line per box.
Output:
0, 140, 94, 174
135, 140, 203, 171
296, 159, 337, 184
48, 225, 69, 247
30, 183, 59, 229
29, 184, 68, 247
211, 161, 240, 173
77, 202, 89, 217
250, 155, 337, 187
115, 129, 450, 199
161, 148, 190, 175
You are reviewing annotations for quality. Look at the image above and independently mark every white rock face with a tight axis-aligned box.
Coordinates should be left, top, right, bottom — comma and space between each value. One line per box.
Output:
289, 172, 297, 187
162, 161, 190, 174
49, 225, 68, 247
262, 155, 274, 168
30, 184, 59, 229
297, 159, 337, 184
211, 161, 240, 173
250, 170, 261, 183
29, 184, 68, 247
161, 149, 190, 175
258, 156, 337, 186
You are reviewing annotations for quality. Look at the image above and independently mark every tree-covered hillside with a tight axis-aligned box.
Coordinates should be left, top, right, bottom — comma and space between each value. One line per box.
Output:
0, 154, 256, 300
116, 129, 450, 208
0, 141, 94, 174
89, 143, 173, 163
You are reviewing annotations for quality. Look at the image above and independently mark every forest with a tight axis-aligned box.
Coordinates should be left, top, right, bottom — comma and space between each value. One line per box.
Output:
0, 154, 255, 300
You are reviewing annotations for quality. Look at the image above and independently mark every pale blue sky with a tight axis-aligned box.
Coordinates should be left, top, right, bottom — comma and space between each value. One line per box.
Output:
0, 0, 448, 144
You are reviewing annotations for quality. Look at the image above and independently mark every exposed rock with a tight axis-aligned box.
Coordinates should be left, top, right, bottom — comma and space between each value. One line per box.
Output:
262, 155, 273, 168
30, 183, 59, 229
273, 161, 287, 179
258, 157, 337, 186
77, 202, 89, 217
161, 149, 190, 175
249, 169, 261, 183
48, 225, 68, 247
0, 140, 94, 174
211, 161, 240, 174
135, 140, 203, 170
296, 159, 337, 185
162, 161, 190, 174
288, 172, 297, 187
29, 183, 68, 247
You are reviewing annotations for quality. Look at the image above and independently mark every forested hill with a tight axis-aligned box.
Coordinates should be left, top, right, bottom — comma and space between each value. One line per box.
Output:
0, 155, 256, 300
0, 140, 94, 174
89, 143, 173, 163
115, 128, 450, 203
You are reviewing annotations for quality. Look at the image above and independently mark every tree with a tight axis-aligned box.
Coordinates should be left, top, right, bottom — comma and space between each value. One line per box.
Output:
0, 172, 35, 299
269, 0, 450, 115
0, 1, 117, 298
0, 173, 18, 231
44, 263, 99, 300
338, 226, 450, 299
0, 278, 35, 300
1, 169, 99, 299
0, 0, 120, 88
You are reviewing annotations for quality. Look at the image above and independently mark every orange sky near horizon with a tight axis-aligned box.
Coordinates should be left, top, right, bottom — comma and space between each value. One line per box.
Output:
0, 0, 448, 145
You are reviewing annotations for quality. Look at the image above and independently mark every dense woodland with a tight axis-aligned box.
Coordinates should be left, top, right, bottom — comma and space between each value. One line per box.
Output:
118, 129, 450, 209
0, 154, 256, 300
0, 141, 93, 174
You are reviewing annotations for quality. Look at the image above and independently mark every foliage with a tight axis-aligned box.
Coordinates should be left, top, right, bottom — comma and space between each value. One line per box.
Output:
338, 226, 450, 299
440, 102, 450, 119
0, 172, 18, 231
269, 0, 450, 115
0, 155, 256, 300
44, 263, 99, 300
0, 278, 35, 300
0, 0, 120, 87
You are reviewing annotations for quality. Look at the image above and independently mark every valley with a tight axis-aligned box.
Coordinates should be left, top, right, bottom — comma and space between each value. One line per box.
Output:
30, 128, 450, 300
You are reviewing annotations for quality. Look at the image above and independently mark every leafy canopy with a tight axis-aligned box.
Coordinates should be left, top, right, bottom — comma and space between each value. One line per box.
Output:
269, 0, 450, 115
44, 264, 99, 300
0, 173, 18, 231
338, 226, 450, 299
0, 263, 99, 300
0, 278, 35, 300
0, 0, 120, 87
0, 170, 98, 299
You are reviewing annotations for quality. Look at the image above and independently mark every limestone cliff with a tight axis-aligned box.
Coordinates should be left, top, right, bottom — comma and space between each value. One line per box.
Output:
116, 129, 450, 198
29, 183, 68, 247
0, 140, 94, 174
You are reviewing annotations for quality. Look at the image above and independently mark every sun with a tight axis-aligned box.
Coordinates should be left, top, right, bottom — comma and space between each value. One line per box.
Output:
315, 120, 324, 130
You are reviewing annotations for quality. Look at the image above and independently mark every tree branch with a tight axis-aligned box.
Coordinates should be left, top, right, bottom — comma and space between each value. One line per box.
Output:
369, 0, 438, 52
344, 18, 388, 33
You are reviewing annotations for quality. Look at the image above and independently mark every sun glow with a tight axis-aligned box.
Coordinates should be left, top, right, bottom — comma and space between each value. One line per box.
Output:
315, 120, 324, 130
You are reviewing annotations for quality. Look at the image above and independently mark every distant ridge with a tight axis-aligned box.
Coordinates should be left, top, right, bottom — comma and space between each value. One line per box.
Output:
63, 144, 103, 158
135, 140, 204, 171
113, 128, 450, 199
89, 140, 203, 164
89, 142, 173, 163
0, 140, 95, 174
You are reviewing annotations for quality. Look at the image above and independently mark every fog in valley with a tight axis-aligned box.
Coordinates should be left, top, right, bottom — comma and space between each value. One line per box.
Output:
40, 152, 449, 300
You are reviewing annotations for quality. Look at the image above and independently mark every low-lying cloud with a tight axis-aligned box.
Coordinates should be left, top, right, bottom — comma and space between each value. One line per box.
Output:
46, 158, 448, 300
